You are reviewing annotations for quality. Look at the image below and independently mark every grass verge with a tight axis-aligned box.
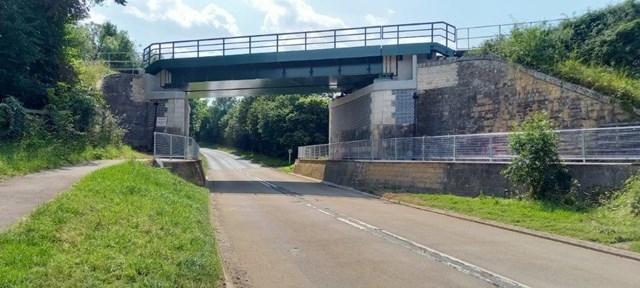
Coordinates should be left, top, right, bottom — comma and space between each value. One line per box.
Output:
384, 186, 640, 253
0, 161, 223, 287
0, 139, 147, 181
206, 144, 295, 172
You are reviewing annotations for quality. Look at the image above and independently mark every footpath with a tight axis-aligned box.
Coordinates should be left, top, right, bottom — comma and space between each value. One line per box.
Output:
0, 160, 122, 231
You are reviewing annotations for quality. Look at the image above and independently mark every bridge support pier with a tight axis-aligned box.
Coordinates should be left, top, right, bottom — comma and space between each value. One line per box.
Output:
143, 71, 190, 137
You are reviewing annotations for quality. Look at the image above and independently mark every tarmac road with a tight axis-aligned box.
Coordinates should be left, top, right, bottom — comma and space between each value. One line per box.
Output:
202, 148, 640, 288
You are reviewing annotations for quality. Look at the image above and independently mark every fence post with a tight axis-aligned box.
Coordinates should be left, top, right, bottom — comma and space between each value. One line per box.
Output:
394, 138, 398, 160
452, 135, 457, 161
153, 132, 157, 158
422, 136, 425, 161
489, 135, 493, 162
581, 129, 586, 163
169, 134, 173, 160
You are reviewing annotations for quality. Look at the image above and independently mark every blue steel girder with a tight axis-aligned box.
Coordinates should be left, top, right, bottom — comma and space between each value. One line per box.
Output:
146, 43, 453, 91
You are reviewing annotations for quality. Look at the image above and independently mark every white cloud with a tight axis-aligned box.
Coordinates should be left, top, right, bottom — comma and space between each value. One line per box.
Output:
364, 14, 387, 26
387, 9, 396, 16
249, 0, 345, 32
124, 0, 239, 35
82, 10, 108, 24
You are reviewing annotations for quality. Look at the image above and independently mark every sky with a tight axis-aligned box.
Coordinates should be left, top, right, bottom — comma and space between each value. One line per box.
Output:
88, 0, 621, 52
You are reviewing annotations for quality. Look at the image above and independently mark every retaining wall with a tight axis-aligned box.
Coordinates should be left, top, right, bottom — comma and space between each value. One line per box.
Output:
294, 159, 639, 197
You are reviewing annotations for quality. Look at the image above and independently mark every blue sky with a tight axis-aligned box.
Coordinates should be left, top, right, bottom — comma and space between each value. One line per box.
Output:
88, 0, 620, 51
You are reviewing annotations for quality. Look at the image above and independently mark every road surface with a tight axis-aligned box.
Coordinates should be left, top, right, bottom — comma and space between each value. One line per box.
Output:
202, 148, 640, 288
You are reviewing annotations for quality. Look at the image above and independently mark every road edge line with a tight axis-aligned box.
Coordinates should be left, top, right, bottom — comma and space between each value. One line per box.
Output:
289, 173, 640, 262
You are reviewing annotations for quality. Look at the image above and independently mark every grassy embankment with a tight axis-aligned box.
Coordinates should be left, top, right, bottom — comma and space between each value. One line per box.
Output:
383, 176, 640, 253
0, 161, 223, 287
206, 144, 295, 173
0, 139, 147, 181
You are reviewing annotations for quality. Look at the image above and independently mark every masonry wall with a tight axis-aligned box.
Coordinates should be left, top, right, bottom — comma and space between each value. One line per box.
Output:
102, 74, 154, 150
415, 56, 635, 136
294, 159, 640, 197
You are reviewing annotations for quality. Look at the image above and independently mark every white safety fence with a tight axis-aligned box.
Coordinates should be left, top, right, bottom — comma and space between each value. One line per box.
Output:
298, 126, 640, 163
153, 132, 200, 160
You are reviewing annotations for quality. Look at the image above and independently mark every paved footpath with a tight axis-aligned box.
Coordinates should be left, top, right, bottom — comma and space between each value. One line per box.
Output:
0, 160, 122, 231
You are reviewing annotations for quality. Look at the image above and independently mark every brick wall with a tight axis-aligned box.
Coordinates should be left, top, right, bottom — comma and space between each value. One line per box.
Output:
416, 56, 635, 136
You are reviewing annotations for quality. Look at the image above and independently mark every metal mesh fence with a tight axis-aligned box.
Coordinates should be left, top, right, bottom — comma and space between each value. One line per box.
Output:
154, 132, 200, 160
298, 126, 640, 163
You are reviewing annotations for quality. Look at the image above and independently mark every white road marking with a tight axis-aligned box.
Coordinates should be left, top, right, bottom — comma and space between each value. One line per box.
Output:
209, 149, 531, 288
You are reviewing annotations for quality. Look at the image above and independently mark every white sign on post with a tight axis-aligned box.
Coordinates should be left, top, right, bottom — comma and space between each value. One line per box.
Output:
156, 117, 168, 128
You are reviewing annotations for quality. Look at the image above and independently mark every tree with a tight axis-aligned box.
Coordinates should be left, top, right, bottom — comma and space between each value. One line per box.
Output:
0, 0, 126, 108
502, 113, 571, 200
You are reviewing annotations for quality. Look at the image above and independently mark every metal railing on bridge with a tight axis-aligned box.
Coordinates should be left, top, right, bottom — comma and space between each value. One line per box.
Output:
456, 19, 567, 50
142, 22, 457, 65
153, 132, 200, 160
298, 126, 640, 163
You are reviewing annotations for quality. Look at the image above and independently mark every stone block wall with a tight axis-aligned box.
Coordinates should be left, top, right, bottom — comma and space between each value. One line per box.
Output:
294, 159, 640, 197
102, 74, 154, 150
416, 56, 635, 136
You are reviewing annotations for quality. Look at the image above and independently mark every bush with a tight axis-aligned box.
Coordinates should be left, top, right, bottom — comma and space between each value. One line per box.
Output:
0, 96, 27, 141
502, 112, 571, 200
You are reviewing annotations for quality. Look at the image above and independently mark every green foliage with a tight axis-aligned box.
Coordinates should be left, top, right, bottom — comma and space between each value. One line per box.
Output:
195, 95, 330, 159
557, 60, 640, 111
476, 0, 640, 113
0, 97, 27, 141
0, 0, 127, 108
502, 113, 571, 200
0, 161, 223, 286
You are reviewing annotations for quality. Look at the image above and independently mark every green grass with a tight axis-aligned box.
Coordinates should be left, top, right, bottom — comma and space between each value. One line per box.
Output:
558, 60, 640, 110
0, 161, 223, 287
206, 144, 295, 173
385, 183, 640, 253
0, 137, 147, 181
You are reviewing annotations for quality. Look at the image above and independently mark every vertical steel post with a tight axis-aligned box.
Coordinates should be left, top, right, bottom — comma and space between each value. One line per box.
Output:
333, 30, 337, 48
153, 132, 157, 159
394, 138, 398, 160
467, 28, 470, 49
222, 39, 226, 56
169, 134, 173, 160
159, 43, 162, 59
422, 136, 426, 161
452, 135, 457, 161
249, 36, 252, 54
364, 27, 367, 46
276, 34, 279, 52
581, 129, 587, 163
197, 40, 200, 57
172, 42, 175, 59
396, 26, 400, 44
431, 23, 434, 42
445, 25, 449, 47
304, 32, 307, 50
489, 135, 493, 162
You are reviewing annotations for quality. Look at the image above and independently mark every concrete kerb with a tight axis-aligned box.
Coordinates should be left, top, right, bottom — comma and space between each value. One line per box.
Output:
290, 172, 640, 263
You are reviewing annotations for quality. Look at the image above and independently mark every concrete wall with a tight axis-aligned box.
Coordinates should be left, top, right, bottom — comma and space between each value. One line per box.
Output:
294, 159, 640, 197
153, 159, 206, 186
415, 56, 635, 136
329, 56, 419, 143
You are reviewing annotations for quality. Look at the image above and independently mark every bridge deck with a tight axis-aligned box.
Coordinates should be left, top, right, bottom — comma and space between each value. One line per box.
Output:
142, 22, 457, 94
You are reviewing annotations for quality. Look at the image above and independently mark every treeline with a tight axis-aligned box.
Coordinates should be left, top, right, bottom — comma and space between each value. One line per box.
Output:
475, 0, 640, 113
0, 0, 137, 176
190, 95, 331, 158
0, 0, 138, 144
